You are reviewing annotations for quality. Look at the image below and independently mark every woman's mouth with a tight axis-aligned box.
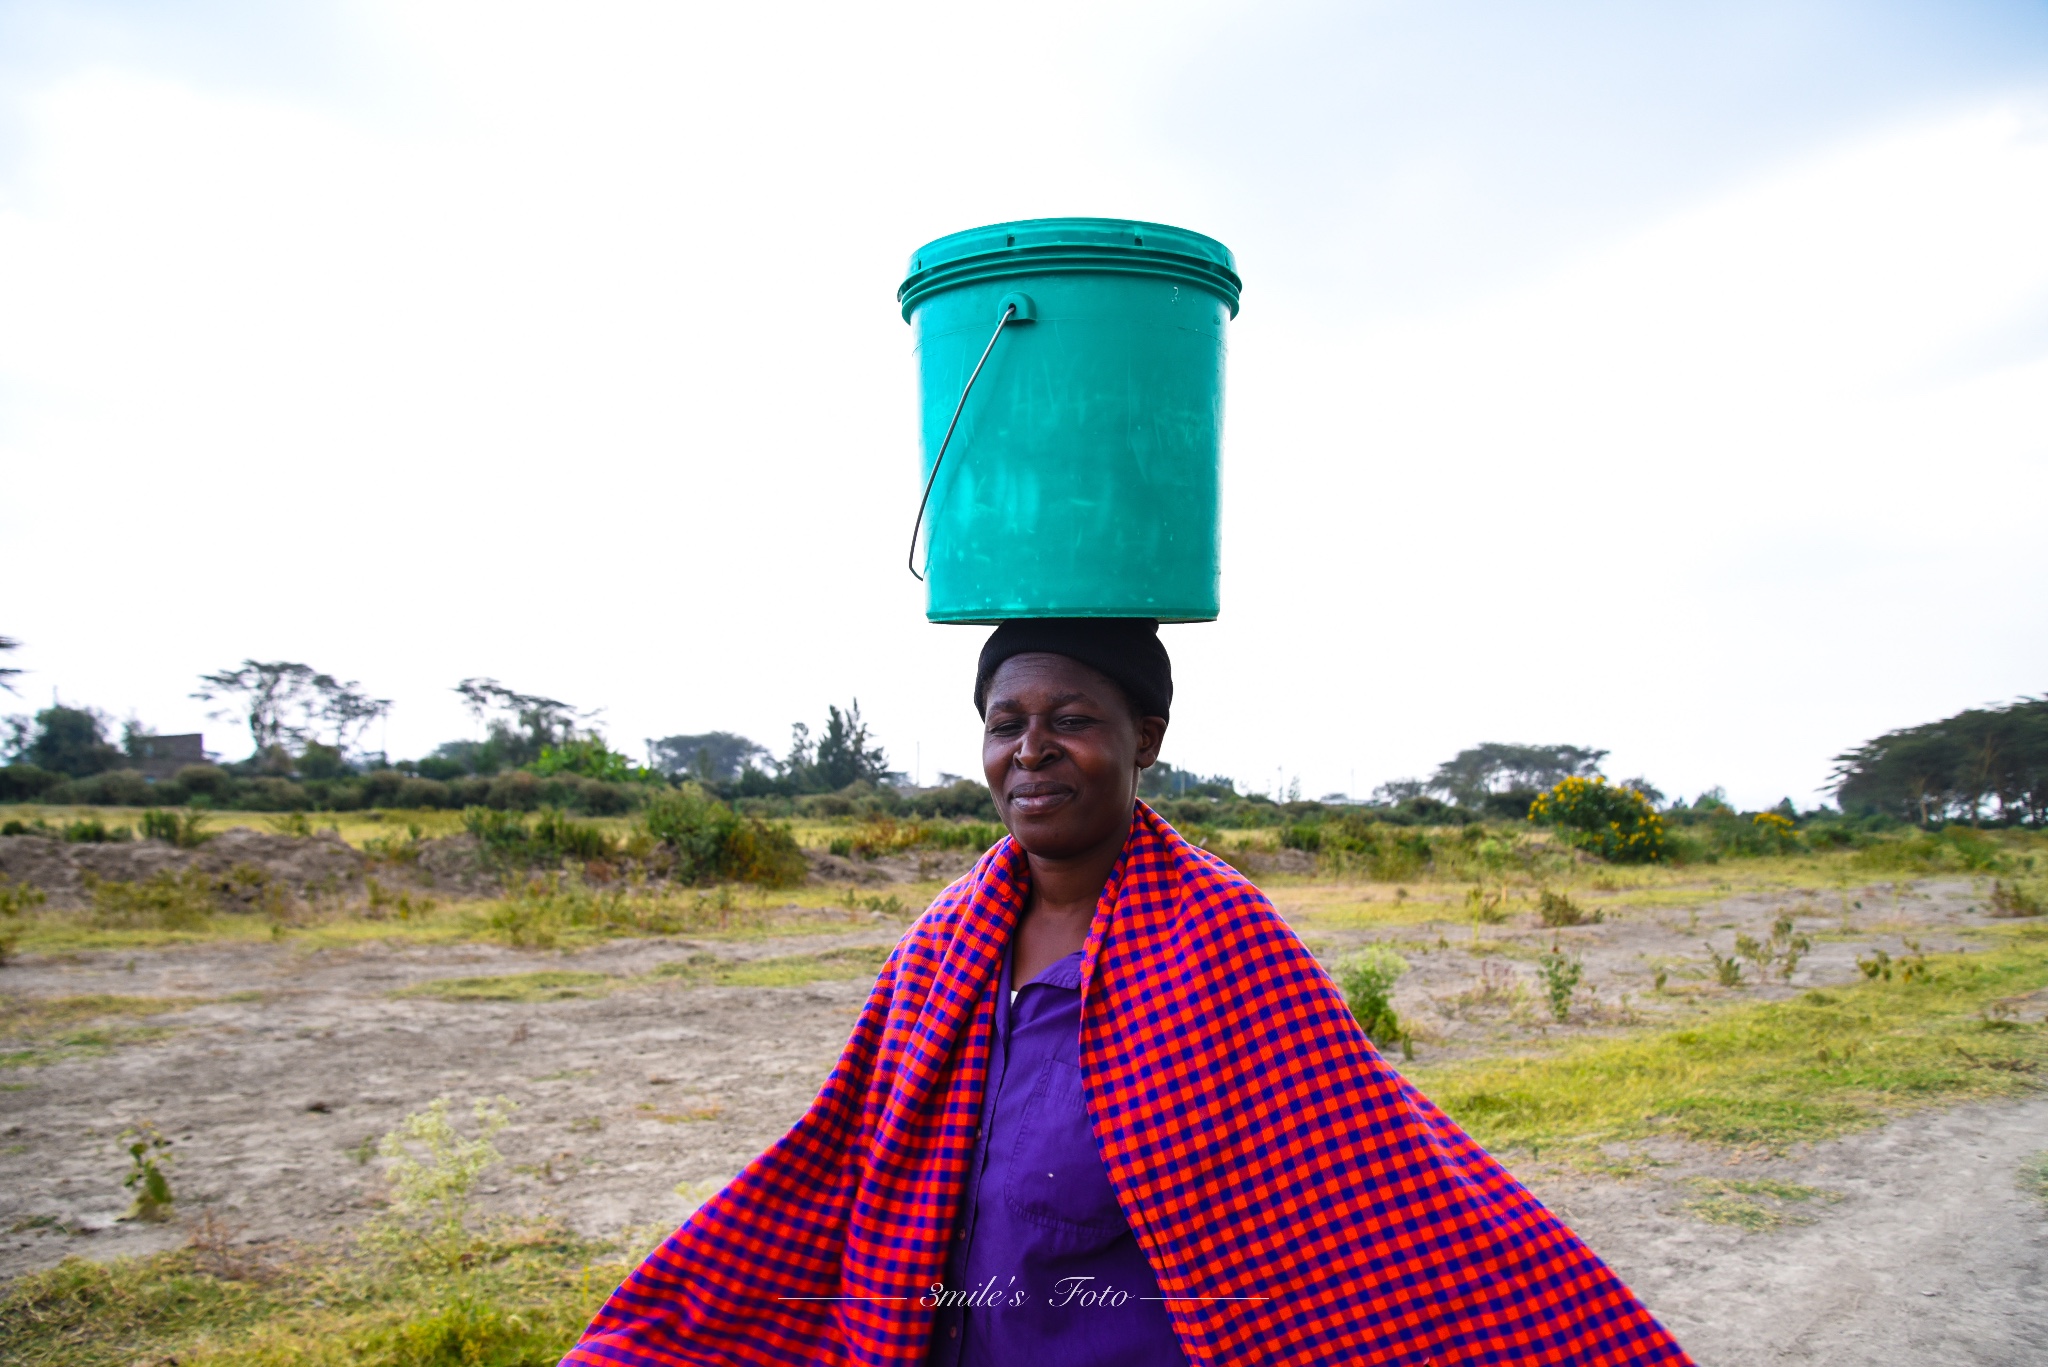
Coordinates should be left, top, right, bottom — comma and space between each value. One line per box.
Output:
1005, 781, 1075, 816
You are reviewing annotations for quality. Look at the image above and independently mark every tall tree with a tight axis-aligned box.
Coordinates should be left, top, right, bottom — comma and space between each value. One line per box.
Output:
647, 732, 771, 782
0, 636, 22, 696
454, 678, 591, 770
22, 706, 124, 777
1833, 696, 2048, 826
194, 661, 391, 758
777, 702, 891, 793
1427, 743, 1608, 808
811, 701, 891, 790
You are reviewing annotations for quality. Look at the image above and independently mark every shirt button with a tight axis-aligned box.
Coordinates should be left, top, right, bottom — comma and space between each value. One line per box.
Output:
950, 1325, 959, 1339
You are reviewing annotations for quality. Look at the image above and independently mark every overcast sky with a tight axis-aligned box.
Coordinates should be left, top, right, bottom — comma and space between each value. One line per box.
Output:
3, 0, 2044, 808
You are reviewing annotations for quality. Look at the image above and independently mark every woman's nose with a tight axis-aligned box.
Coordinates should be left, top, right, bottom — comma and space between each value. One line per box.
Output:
1014, 719, 1060, 768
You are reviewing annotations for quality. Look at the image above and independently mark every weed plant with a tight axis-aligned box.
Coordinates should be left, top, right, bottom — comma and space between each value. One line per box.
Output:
120, 1121, 174, 1222
0, 873, 45, 961
1537, 889, 1601, 927
369, 1097, 515, 1268
1334, 946, 1409, 1051
1990, 878, 2045, 917
1538, 946, 1583, 1022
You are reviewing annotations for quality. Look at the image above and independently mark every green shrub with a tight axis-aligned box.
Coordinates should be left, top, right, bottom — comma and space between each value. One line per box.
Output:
0, 764, 62, 802
834, 816, 1001, 859
235, 777, 312, 811
463, 806, 618, 865
528, 738, 657, 785
532, 807, 616, 861
919, 821, 1005, 853
1855, 826, 2009, 874
62, 816, 132, 843
1529, 776, 1667, 863
139, 809, 211, 848
1280, 823, 1323, 853
1334, 946, 1408, 1049
172, 763, 232, 800
640, 788, 805, 886
1313, 816, 1438, 880
83, 868, 218, 929
486, 771, 543, 811
397, 777, 453, 809
0, 874, 46, 917
1990, 879, 2045, 917
904, 779, 999, 821
46, 769, 156, 807
0, 874, 45, 963
1537, 889, 1601, 927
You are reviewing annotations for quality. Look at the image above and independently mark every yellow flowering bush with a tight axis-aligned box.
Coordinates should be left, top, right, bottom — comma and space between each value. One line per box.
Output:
1528, 776, 1668, 864
1750, 811, 1799, 854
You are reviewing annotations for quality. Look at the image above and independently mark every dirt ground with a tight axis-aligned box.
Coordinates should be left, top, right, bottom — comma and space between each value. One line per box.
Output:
2, 872, 2043, 1365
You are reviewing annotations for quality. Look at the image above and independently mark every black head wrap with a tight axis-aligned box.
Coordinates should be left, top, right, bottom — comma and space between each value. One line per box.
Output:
973, 618, 1172, 721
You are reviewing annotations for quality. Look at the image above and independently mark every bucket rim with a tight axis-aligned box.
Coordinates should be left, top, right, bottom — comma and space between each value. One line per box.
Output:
898, 217, 1241, 321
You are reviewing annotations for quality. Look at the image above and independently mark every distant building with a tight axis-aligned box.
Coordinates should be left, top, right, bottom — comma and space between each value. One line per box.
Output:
130, 733, 207, 780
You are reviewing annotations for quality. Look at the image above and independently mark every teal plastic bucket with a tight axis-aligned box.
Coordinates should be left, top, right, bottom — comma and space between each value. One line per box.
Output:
898, 217, 1240, 623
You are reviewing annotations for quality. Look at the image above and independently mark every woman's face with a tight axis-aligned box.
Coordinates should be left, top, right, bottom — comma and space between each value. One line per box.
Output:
981, 652, 1167, 860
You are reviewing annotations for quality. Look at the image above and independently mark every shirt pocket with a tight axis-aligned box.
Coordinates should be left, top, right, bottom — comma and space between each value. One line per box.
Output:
1001, 1058, 1129, 1242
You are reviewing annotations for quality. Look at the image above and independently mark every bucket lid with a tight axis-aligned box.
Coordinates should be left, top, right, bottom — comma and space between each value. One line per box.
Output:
899, 217, 1241, 321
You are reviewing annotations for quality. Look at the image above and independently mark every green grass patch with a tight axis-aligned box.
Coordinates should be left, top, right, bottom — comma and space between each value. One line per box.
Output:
0, 1225, 628, 1367
2, 1024, 174, 1069
2019, 1150, 2048, 1208
1681, 1177, 1841, 1230
1411, 927, 2048, 1154
388, 945, 894, 1006
0, 993, 205, 1035
0, 993, 203, 1068
391, 972, 616, 1003
650, 944, 892, 988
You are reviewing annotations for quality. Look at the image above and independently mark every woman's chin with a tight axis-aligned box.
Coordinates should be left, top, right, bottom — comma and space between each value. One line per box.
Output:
1006, 813, 1123, 861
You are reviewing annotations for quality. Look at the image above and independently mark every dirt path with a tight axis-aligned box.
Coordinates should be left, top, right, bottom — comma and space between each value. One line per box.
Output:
0, 932, 899, 1276
3, 904, 2044, 1363
1535, 1097, 2048, 1365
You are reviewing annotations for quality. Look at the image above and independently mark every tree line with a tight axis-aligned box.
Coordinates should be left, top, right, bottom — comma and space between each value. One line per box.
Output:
1832, 695, 2046, 827
0, 650, 905, 811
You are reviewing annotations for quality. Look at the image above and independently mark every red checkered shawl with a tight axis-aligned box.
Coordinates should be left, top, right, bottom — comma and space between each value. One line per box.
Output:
565, 803, 1691, 1366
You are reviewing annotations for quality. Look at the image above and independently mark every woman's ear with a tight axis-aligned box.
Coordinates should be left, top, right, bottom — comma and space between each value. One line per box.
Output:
1134, 716, 1167, 770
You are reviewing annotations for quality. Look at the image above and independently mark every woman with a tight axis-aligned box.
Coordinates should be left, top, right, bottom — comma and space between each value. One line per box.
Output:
564, 619, 1691, 1367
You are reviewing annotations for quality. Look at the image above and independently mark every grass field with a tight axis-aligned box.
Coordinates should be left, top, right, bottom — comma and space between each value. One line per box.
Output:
3, 817, 2043, 1365
1409, 922, 2048, 1156
2, 804, 944, 855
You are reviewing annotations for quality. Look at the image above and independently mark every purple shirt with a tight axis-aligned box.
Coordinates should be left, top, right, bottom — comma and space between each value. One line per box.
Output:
925, 945, 1188, 1367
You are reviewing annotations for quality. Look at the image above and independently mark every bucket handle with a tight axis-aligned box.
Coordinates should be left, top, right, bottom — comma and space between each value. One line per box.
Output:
908, 296, 1033, 582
